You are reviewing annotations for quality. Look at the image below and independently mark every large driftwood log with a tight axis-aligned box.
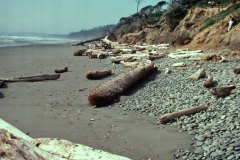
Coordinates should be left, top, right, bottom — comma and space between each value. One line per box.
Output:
55, 67, 68, 73
73, 36, 105, 46
0, 74, 60, 82
88, 64, 157, 106
86, 70, 112, 80
189, 68, 206, 81
156, 105, 209, 124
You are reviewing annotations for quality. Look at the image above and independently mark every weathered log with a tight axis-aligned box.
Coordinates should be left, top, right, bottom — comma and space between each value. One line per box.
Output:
203, 74, 214, 88
88, 64, 157, 106
122, 62, 140, 68
73, 36, 105, 46
0, 74, 60, 82
86, 70, 112, 80
89, 52, 107, 59
112, 59, 121, 64
123, 57, 137, 62
55, 67, 68, 73
156, 105, 209, 124
189, 68, 206, 81
74, 49, 87, 56
211, 85, 236, 98
234, 67, 240, 74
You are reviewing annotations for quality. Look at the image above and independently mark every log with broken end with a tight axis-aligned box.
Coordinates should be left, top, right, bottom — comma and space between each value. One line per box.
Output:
0, 74, 60, 82
55, 67, 68, 73
203, 74, 214, 88
86, 70, 112, 80
88, 64, 157, 107
189, 68, 206, 81
156, 105, 209, 124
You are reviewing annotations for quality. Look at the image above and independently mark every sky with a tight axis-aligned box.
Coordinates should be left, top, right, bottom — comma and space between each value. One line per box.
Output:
0, 0, 163, 34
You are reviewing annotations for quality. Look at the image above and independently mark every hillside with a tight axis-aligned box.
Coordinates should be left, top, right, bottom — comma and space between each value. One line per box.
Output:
113, 1, 240, 50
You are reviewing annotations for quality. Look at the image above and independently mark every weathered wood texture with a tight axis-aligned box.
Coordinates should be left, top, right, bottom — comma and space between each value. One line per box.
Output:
86, 70, 112, 80
88, 64, 157, 106
156, 105, 209, 124
0, 74, 60, 82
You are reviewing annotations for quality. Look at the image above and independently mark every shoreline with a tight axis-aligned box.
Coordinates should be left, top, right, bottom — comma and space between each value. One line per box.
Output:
0, 44, 192, 160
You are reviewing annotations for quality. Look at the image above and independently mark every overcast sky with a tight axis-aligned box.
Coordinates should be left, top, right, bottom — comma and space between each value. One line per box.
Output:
0, 0, 163, 34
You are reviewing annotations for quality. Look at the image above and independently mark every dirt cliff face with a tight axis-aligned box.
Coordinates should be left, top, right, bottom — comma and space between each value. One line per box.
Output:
114, 3, 240, 50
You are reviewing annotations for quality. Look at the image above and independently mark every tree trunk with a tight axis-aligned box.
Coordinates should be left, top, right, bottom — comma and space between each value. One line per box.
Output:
73, 36, 105, 46
0, 74, 60, 82
156, 105, 209, 124
88, 64, 157, 107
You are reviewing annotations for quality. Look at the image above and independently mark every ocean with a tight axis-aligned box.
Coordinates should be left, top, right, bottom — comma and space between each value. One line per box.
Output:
0, 33, 78, 47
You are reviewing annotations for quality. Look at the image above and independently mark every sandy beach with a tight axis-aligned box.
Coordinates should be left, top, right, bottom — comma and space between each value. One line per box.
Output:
0, 44, 191, 159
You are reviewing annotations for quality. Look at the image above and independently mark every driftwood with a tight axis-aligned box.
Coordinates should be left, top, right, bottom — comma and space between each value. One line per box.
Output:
112, 59, 121, 64
121, 62, 140, 68
189, 68, 206, 81
88, 64, 157, 106
86, 70, 112, 80
211, 85, 236, 98
0, 74, 60, 82
234, 67, 240, 74
172, 62, 186, 67
156, 105, 209, 124
0, 80, 5, 88
74, 49, 87, 56
203, 74, 214, 88
55, 67, 68, 73
89, 52, 107, 59
73, 36, 105, 46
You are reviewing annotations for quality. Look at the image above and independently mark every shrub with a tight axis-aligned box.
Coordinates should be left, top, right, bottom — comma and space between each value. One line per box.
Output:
199, 18, 216, 31
166, 6, 188, 31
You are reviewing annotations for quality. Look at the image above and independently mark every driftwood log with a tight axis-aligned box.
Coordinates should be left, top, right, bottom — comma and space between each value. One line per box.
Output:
73, 36, 105, 46
211, 85, 236, 98
234, 67, 240, 74
88, 64, 157, 106
55, 67, 68, 73
189, 68, 206, 81
0, 80, 5, 88
0, 74, 60, 82
86, 70, 112, 80
203, 74, 214, 88
156, 105, 209, 124
74, 49, 87, 56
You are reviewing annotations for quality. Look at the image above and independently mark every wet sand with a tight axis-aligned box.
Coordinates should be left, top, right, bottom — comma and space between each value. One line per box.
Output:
0, 44, 192, 159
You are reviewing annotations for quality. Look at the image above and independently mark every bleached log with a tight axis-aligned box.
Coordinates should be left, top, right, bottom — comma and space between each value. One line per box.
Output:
156, 105, 209, 124
55, 67, 68, 73
168, 50, 203, 59
121, 62, 140, 68
189, 69, 206, 81
0, 74, 60, 82
234, 67, 240, 74
86, 70, 112, 80
88, 64, 157, 106
203, 74, 214, 88
219, 56, 227, 63
172, 62, 186, 67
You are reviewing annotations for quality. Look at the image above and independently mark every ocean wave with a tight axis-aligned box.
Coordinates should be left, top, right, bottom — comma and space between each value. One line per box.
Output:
0, 34, 77, 47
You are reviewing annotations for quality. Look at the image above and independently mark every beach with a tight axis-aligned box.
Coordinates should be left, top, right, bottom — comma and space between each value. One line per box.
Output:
0, 44, 191, 160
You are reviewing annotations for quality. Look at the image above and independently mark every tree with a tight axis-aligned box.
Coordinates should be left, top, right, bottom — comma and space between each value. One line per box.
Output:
135, 0, 145, 13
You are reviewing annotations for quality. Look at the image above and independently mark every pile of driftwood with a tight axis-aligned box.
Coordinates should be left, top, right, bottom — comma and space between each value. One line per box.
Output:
73, 36, 169, 68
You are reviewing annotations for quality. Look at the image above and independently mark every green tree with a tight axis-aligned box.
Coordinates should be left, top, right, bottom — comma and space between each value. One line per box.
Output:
135, 0, 145, 13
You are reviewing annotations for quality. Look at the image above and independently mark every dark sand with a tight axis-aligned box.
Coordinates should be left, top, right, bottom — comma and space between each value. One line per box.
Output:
0, 44, 192, 159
